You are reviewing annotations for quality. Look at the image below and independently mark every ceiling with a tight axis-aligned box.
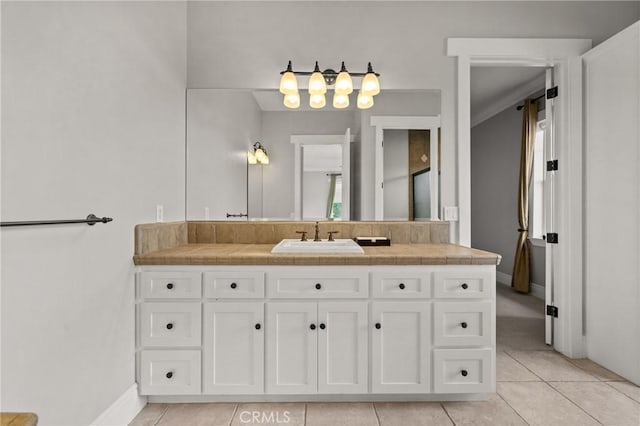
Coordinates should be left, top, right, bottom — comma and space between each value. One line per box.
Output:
470, 67, 546, 127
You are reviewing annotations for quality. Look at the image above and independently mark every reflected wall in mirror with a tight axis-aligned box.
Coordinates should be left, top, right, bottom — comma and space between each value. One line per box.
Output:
186, 89, 441, 221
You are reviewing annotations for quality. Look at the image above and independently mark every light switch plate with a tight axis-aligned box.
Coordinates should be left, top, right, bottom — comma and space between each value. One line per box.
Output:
444, 206, 459, 221
156, 205, 164, 222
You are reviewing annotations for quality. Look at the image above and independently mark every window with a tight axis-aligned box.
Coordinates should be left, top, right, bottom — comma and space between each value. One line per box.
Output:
530, 119, 546, 245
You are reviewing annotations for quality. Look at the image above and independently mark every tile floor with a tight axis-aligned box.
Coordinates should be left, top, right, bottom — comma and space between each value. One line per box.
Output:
130, 285, 640, 426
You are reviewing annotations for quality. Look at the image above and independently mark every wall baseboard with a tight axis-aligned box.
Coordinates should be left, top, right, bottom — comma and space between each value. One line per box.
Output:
496, 271, 545, 300
91, 383, 147, 426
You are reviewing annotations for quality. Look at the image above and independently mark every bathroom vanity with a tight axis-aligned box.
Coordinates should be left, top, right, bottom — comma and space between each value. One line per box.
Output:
133, 221, 500, 402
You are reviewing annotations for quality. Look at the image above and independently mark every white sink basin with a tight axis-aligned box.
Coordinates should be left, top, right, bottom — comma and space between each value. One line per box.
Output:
271, 239, 364, 254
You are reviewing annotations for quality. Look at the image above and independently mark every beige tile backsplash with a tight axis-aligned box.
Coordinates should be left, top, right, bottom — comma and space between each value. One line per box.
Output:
135, 220, 450, 255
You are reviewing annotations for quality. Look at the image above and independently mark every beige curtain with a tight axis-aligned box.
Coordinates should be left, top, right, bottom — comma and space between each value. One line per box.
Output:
512, 99, 538, 293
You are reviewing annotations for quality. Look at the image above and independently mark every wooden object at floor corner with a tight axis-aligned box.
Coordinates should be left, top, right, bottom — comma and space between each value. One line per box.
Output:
0, 412, 38, 426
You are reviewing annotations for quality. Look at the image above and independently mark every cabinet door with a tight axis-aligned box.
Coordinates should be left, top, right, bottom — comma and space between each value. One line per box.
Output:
318, 302, 368, 393
203, 302, 264, 394
371, 301, 430, 393
266, 302, 317, 394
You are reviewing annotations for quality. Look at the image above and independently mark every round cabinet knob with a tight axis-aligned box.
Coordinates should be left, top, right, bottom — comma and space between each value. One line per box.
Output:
255, 323, 261, 330
310, 324, 316, 330
461, 322, 468, 329
315, 283, 322, 290
166, 323, 174, 330
399, 283, 406, 290
166, 283, 174, 290
166, 371, 173, 379
375, 323, 381, 329
230, 282, 237, 289
461, 369, 468, 377
319, 323, 326, 330
461, 283, 469, 290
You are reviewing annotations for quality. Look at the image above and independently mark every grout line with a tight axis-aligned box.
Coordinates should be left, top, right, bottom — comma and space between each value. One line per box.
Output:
495, 390, 531, 426
439, 402, 456, 426
152, 404, 170, 426
598, 381, 640, 406
502, 350, 546, 381
371, 402, 381, 426
303, 403, 307, 426
542, 382, 604, 425
228, 403, 239, 426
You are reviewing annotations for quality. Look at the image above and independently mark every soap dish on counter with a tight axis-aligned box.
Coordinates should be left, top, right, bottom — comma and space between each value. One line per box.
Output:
354, 237, 391, 246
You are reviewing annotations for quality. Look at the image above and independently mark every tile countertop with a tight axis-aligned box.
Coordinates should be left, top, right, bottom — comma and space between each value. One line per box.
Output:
133, 243, 501, 266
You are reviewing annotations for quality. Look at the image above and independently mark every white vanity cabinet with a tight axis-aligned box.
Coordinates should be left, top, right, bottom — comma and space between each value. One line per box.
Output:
135, 264, 496, 400
266, 301, 368, 394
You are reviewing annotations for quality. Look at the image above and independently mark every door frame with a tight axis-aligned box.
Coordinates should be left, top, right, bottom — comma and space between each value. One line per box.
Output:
447, 38, 591, 357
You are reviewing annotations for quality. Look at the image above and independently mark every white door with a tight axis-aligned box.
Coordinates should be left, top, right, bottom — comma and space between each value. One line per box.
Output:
202, 302, 264, 394
317, 301, 367, 393
583, 22, 640, 384
371, 301, 430, 393
266, 302, 318, 394
544, 67, 557, 346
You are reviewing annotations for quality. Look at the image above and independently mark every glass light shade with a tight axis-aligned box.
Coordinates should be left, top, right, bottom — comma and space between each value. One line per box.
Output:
283, 92, 300, 108
334, 71, 353, 95
308, 71, 327, 95
357, 91, 374, 109
279, 72, 298, 94
333, 93, 349, 109
309, 93, 326, 109
255, 148, 268, 163
247, 151, 257, 164
361, 73, 380, 96
260, 155, 269, 165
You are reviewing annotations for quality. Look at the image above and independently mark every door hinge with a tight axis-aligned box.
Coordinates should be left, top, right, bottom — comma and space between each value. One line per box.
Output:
546, 160, 558, 171
546, 305, 559, 318
381, 182, 384, 189
546, 233, 558, 244
547, 86, 558, 99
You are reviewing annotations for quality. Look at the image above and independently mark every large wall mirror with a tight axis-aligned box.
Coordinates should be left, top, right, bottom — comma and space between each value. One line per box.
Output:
186, 89, 441, 221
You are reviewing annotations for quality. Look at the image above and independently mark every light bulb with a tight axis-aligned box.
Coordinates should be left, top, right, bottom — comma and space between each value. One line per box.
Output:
247, 151, 257, 164
361, 73, 380, 96
335, 72, 353, 95
255, 148, 267, 163
279, 72, 298, 95
308, 72, 327, 95
283, 91, 300, 108
308, 61, 326, 95
279, 61, 298, 94
333, 93, 349, 109
357, 91, 374, 109
310, 93, 326, 109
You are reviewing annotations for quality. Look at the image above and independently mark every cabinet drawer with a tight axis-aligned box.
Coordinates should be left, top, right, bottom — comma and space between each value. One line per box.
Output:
204, 271, 265, 299
140, 302, 201, 347
140, 271, 202, 299
433, 302, 492, 347
433, 349, 493, 393
372, 272, 431, 298
267, 271, 368, 298
139, 350, 201, 395
433, 270, 493, 299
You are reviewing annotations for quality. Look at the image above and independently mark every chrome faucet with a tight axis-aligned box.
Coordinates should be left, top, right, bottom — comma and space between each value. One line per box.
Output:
313, 221, 321, 241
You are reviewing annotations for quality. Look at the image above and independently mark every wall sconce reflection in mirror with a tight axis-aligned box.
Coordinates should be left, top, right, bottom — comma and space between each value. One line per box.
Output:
247, 141, 270, 165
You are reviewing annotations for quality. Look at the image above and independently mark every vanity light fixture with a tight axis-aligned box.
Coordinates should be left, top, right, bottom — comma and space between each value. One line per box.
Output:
248, 142, 269, 165
279, 60, 380, 110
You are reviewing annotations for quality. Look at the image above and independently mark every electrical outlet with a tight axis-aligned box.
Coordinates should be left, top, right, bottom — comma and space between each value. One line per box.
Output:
156, 205, 164, 223
204, 207, 210, 220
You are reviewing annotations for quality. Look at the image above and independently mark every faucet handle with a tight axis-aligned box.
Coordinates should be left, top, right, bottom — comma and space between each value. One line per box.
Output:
296, 231, 308, 241
327, 231, 339, 242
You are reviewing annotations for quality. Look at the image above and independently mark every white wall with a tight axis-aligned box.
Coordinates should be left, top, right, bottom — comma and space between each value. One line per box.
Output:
1, 2, 187, 425
383, 130, 409, 220
302, 172, 332, 220
186, 90, 262, 220
187, 1, 640, 239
